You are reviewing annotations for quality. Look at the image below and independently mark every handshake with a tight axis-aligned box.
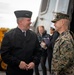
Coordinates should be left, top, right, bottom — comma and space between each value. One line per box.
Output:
19, 61, 35, 70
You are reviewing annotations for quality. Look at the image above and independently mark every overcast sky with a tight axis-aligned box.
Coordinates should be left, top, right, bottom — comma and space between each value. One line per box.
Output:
0, 0, 41, 28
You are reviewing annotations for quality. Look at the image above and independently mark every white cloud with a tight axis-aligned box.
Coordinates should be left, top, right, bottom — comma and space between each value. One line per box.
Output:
0, 0, 42, 28
0, 2, 12, 14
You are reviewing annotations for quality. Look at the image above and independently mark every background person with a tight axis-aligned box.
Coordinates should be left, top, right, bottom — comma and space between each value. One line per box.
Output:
47, 27, 59, 73
50, 27, 55, 36
35, 25, 51, 75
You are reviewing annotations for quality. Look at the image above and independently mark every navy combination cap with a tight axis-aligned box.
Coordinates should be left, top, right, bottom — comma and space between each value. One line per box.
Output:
51, 12, 70, 23
14, 10, 32, 18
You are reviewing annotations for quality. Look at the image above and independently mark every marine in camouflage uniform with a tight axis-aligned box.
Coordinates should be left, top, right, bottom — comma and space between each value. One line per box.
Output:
51, 12, 74, 75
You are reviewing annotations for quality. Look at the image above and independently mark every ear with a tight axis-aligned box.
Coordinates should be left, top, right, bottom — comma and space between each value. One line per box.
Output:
61, 19, 64, 25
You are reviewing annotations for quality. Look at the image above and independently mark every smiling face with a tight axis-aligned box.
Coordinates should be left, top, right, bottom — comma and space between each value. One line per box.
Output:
22, 18, 31, 30
18, 17, 31, 31
54, 19, 63, 31
54, 18, 70, 34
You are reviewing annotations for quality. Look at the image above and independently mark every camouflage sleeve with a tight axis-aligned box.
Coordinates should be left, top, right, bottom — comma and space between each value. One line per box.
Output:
52, 39, 74, 71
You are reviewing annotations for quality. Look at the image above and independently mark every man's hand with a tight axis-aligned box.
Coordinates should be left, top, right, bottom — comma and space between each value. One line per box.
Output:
19, 61, 28, 70
27, 62, 35, 69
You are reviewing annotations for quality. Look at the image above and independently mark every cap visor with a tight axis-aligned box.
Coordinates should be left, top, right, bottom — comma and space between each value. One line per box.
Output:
51, 20, 56, 23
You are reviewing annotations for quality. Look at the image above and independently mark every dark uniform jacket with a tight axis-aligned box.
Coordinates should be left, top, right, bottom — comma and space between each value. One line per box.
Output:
1, 27, 41, 75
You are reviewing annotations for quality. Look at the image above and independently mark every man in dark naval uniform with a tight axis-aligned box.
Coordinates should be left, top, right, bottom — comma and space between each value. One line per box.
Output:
1, 10, 41, 75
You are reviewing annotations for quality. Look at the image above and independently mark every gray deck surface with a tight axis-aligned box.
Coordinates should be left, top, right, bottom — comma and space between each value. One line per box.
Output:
0, 71, 50, 75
